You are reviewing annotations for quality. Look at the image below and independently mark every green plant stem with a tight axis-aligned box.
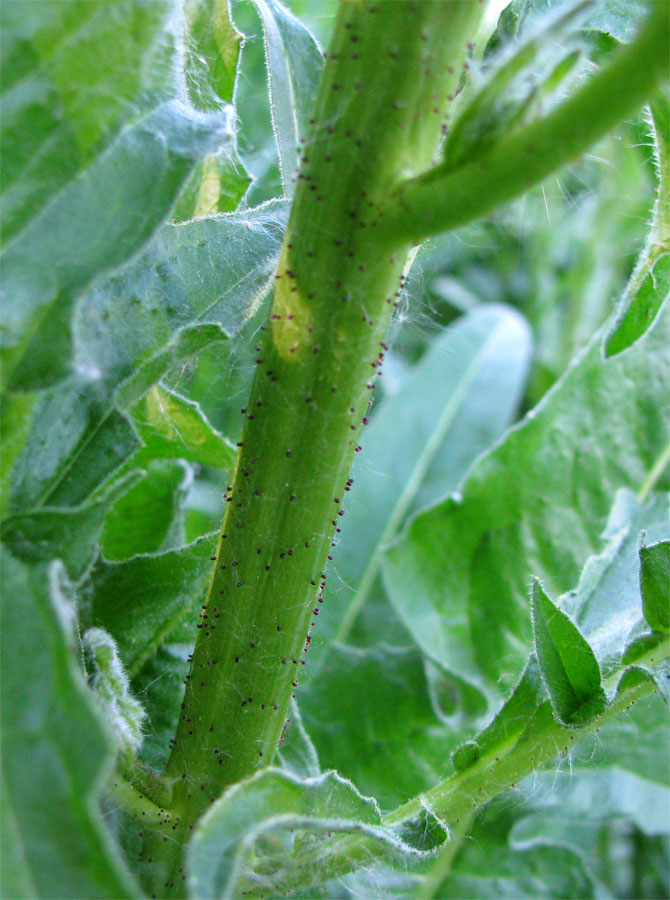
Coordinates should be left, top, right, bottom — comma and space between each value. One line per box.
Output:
377, 2, 670, 247
141, 3, 487, 895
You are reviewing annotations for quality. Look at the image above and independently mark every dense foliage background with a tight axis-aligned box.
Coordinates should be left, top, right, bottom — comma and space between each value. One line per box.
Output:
1, 1, 668, 898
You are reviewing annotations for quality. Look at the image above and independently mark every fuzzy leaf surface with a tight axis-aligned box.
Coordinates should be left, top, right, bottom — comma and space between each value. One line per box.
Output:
0, 0, 235, 391
186, 768, 437, 900
8, 202, 287, 514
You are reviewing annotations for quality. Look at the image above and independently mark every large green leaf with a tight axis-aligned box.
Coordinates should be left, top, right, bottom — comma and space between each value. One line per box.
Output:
301, 645, 456, 809
512, 767, 670, 849
0, 0, 236, 391
383, 307, 669, 700
313, 304, 530, 653
253, 0, 323, 195
8, 201, 288, 514
0, 549, 139, 898
436, 807, 597, 900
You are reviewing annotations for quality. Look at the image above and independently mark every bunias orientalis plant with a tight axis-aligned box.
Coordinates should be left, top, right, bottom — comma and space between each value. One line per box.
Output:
134, 2, 669, 895
1, 1, 668, 899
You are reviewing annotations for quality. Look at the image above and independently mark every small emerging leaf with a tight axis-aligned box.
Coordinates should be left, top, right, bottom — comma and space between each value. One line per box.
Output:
640, 540, 670, 633
532, 581, 607, 726
84, 627, 146, 758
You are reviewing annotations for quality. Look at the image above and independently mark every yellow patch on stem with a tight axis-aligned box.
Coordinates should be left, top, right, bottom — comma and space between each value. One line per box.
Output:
271, 242, 313, 361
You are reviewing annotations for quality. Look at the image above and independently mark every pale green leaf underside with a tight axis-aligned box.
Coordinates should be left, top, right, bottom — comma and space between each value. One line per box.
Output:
186, 768, 437, 900
9, 201, 288, 515
0, 550, 139, 899
0, 0, 235, 391
254, 0, 324, 195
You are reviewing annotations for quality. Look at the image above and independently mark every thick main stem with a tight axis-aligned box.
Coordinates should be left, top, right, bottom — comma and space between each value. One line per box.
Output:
141, 3, 486, 895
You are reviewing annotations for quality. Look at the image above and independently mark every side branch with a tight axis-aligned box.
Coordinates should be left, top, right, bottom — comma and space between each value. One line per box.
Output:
377, 3, 670, 247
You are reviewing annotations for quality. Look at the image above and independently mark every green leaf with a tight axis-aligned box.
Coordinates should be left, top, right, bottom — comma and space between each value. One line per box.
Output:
89, 533, 217, 673
301, 645, 456, 808
0, 549, 139, 898
1, 473, 139, 581
185, 0, 242, 109
131, 385, 236, 470
487, 0, 649, 60
1, 1, 236, 391
512, 767, 670, 848
562, 490, 669, 670
9, 398, 141, 514
531, 581, 607, 726
445, 2, 590, 173
8, 201, 288, 513
604, 252, 670, 357
101, 460, 190, 561
253, 0, 324, 195
383, 307, 669, 700
186, 768, 435, 899
0, 392, 34, 518
640, 540, 670, 633
317, 304, 531, 649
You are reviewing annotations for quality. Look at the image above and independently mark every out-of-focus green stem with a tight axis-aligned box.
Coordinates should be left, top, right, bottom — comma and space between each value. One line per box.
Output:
378, 2, 670, 246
